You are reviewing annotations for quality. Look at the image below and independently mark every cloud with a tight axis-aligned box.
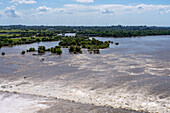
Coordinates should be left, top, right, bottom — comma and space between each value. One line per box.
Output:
32, 4, 170, 17
62, 4, 170, 15
11, 0, 37, 4
37, 6, 52, 12
4, 6, 21, 18
101, 9, 114, 14
75, 0, 94, 3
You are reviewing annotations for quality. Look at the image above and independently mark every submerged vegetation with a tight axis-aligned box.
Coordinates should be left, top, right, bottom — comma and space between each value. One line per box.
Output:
21, 51, 25, 55
69, 45, 82, 54
2, 25, 170, 55
27, 46, 62, 55
59, 37, 110, 50
1, 52, 5, 56
24, 36, 111, 55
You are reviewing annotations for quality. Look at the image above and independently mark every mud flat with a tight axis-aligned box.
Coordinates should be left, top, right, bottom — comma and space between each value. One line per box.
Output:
0, 36, 170, 113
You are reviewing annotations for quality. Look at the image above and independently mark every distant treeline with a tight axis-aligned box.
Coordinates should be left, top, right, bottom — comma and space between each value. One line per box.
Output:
77, 30, 170, 37
0, 25, 170, 38
1, 25, 170, 32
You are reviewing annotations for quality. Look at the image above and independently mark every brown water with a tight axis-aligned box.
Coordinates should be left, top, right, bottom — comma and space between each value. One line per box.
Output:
0, 35, 169, 113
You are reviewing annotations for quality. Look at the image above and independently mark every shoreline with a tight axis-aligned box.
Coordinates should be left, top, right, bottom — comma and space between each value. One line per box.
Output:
0, 91, 140, 113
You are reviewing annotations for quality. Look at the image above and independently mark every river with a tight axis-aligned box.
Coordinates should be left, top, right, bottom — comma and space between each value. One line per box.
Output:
0, 35, 169, 113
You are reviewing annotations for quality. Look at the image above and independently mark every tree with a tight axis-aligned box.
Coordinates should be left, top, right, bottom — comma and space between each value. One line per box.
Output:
21, 51, 25, 55
2, 52, 5, 55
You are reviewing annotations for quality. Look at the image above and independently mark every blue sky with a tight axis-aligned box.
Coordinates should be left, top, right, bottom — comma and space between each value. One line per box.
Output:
0, 0, 170, 26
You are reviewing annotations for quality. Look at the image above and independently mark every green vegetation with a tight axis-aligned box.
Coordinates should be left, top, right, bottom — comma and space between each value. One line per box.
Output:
59, 37, 110, 54
26, 46, 63, 55
38, 46, 46, 54
0, 25, 170, 48
27, 47, 36, 52
0, 36, 61, 48
21, 51, 25, 55
51, 47, 62, 55
0, 25, 170, 40
59, 37, 109, 49
2, 25, 170, 56
69, 45, 82, 54
1, 52, 5, 56
77, 30, 170, 37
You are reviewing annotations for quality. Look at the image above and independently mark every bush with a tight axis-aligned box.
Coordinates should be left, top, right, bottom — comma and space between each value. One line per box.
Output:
36, 38, 41, 42
69, 45, 82, 54
56, 48, 62, 55
76, 46, 81, 52
2, 52, 5, 55
46, 48, 51, 51
93, 49, 100, 54
69, 45, 74, 52
38, 46, 46, 51
55, 46, 61, 49
21, 51, 25, 55
51, 47, 62, 55
27, 47, 36, 52
38, 49, 45, 54
115, 43, 119, 45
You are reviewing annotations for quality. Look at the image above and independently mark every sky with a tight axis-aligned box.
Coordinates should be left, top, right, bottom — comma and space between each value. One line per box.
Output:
0, 0, 170, 26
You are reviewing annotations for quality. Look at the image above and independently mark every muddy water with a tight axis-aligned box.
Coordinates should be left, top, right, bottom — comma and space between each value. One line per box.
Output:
0, 35, 170, 113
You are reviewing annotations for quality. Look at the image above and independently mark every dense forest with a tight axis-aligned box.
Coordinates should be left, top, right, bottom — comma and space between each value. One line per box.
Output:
1, 25, 170, 39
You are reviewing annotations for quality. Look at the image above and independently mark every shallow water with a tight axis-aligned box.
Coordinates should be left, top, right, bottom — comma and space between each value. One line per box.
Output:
0, 35, 170, 113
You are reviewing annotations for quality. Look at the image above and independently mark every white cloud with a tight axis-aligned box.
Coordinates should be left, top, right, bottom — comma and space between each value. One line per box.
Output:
31, 4, 170, 19
37, 6, 52, 12
62, 4, 170, 15
34, 6, 66, 16
75, 0, 94, 3
11, 0, 37, 4
4, 5, 21, 18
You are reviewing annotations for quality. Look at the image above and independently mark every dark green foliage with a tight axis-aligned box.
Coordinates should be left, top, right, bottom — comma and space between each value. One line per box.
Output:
59, 37, 109, 50
38, 46, 46, 51
46, 48, 51, 51
55, 46, 61, 49
93, 49, 100, 54
38, 49, 45, 54
59, 37, 109, 54
115, 43, 119, 45
21, 38, 26, 41
27, 47, 36, 52
50, 47, 62, 55
1, 52, 5, 55
21, 51, 25, 55
38, 46, 45, 54
69, 45, 75, 52
36, 38, 41, 42
76, 46, 81, 53
56, 48, 62, 55
69, 45, 82, 54
108, 40, 113, 43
